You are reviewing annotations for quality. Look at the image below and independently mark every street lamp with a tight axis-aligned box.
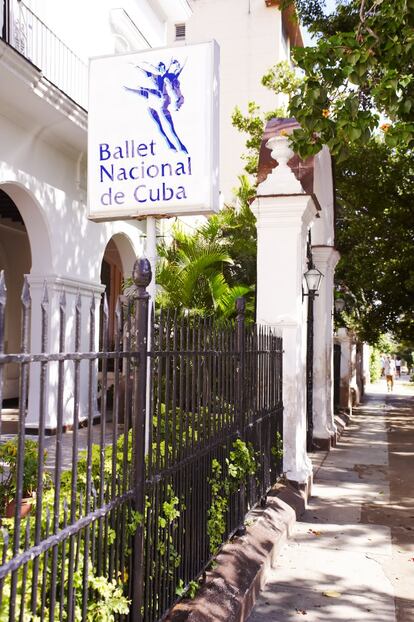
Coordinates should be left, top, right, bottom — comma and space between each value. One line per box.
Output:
303, 266, 324, 298
334, 297, 346, 313
303, 265, 323, 452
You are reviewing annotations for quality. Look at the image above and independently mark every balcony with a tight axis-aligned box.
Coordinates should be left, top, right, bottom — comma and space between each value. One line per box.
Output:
1, 0, 88, 109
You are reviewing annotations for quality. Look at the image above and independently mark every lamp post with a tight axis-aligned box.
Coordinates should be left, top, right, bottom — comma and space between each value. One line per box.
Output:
303, 264, 324, 452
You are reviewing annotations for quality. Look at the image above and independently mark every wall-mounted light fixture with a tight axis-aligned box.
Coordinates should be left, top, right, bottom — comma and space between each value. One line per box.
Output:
303, 266, 324, 299
334, 297, 346, 313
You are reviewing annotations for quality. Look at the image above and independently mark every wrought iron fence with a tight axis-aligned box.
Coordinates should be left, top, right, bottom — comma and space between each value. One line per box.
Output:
2, 1, 88, 108
0, 259, 283, 622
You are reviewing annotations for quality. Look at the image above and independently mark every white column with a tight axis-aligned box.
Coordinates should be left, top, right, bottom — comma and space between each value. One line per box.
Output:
251, 194, 318, 485
351, 338, 360, 404
25, 274, 104, 432
335, 327, 353, 411
311, 245, 340, 446
362, 343, 371, 386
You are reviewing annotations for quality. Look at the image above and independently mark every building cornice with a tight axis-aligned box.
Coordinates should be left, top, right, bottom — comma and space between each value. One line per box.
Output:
28, 274, 105, 296
312, 245, 341, 270
251, 194, 318, 230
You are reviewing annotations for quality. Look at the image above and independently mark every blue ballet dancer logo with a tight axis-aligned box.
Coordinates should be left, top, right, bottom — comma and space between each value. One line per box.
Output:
124, 58, 188, 154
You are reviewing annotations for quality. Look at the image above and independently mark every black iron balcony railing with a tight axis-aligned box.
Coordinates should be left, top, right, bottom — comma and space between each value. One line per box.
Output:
1, 0, 88, 109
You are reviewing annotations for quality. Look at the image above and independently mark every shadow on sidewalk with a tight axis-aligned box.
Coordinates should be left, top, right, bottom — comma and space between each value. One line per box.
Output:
359, 384, 414, 622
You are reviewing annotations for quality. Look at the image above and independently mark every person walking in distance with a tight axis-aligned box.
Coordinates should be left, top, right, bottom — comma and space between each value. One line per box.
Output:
384, 355, 396, 392
395, 356, 402, 378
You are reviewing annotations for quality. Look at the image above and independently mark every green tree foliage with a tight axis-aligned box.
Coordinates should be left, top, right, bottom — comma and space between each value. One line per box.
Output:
335, 143, 414, 342
232, 4, 414, 345
279, 0, 414, 160
397, 339, 414, 368
156, 178, 257, 319
232, 101, 287, 174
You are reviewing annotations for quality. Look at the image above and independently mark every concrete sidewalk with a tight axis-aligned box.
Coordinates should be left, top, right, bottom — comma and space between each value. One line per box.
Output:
247, 378, 414, 622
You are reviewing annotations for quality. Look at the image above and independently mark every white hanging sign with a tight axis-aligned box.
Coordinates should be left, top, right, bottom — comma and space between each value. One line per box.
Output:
88, 41, 219, 221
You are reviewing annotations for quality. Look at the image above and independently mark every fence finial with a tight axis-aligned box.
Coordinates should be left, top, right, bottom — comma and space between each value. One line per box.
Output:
21, 276, 31, 308
132, 257, 152, 290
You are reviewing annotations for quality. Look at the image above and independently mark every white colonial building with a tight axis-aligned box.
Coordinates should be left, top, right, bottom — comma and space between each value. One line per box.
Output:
1, 0, 340, 484
0, 0, 191, 432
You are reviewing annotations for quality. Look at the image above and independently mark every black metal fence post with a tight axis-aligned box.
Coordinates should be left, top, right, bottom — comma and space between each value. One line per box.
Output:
131, 257, 152, 622
235, 297, 247, 530
236, 297, 246, 435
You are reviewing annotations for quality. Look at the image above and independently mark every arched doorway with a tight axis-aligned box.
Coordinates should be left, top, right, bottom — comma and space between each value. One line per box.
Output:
0, 188, 32, 430
100, 238, 124, 349
99, 234, 136, 423
100, 232, 137, 345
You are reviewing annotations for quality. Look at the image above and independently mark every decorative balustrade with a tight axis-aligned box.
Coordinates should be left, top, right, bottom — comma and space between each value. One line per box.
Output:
2, 1, 88, 109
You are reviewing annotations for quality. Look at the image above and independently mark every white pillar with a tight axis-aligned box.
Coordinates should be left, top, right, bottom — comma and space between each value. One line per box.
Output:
335, 327, 355, 412
351, 338, 361, 404
362, 343, 371, 386
251, 194, 318, 485
311, 245, 340, 447
25, 274, 104, 432
251, 134, 319, 486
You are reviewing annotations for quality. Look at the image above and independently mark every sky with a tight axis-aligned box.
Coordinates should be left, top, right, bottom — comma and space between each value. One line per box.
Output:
302, 0, 342, 46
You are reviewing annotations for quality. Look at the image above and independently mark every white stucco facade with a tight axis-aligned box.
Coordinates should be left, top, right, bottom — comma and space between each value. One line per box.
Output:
0, 0, 188, 430
168, 0, 301, 203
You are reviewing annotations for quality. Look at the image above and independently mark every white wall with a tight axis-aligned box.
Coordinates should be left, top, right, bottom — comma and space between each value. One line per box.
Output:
0, 0, 188, 427
21, 0, 167, 60
0, 115, 145, 282
169, 0, 288, 202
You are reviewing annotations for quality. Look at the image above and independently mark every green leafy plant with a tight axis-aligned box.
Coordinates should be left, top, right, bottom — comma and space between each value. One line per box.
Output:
227, 439, 257, 487
207, 439, 257, 556
207, 459, 229, 556
0, 439, 47, 515
87, 577, 130, 622
175, 578, 200, 600
271, 431, 284, 462
0, 434, 133, 621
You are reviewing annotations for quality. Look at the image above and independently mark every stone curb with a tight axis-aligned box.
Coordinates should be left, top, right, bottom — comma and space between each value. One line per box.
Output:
165, 484, 307, 622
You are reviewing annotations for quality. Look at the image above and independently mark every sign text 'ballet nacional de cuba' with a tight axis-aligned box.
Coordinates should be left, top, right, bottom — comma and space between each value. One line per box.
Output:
88, 41, 219, 221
